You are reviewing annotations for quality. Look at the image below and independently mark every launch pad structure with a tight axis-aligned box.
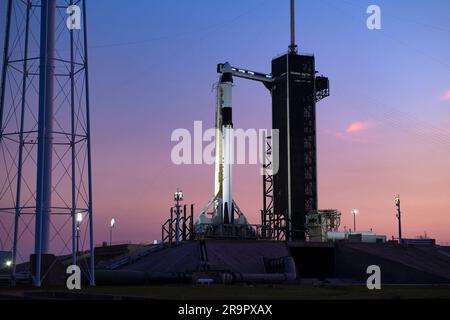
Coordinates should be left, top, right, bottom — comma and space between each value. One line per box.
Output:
163, 0, 333, 243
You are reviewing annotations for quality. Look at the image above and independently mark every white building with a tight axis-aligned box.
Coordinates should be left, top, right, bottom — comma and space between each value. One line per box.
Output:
326, 231, 386, 243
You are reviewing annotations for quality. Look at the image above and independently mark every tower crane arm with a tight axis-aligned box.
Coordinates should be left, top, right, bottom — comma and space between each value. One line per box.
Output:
217, 63, 329, 102
217, 63, 274, 84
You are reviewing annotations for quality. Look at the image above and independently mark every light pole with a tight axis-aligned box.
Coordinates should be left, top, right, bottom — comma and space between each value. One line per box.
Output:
351, 209, 358, 232
395, 195, 402, 243
174, 190, 183, 246
110, 218, 115, 246
76, 212, 83, 255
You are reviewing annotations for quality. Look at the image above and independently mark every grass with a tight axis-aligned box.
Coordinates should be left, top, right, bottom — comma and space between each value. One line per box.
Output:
1, 284, 449, 300
78, 284, 450, 300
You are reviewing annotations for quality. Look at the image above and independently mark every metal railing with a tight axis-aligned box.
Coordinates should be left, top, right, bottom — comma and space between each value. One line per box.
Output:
104, 244, 165, 270
162, 204, 194, 243
193, 223, 276, 240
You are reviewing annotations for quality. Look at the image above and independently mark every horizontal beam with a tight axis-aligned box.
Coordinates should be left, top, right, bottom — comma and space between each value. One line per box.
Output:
217, 63, 274, 83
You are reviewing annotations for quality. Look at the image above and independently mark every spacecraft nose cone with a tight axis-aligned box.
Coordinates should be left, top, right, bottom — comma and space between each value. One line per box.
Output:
222, 62, 232, 73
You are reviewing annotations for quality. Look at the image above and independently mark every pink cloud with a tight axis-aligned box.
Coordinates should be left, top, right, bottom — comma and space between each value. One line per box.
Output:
335, 132, 369, 143
319, 121, 376, 143
346, 121, 369, 134
440, 90, 450, 101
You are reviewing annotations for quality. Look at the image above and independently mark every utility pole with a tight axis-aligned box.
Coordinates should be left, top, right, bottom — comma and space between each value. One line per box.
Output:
395, 195, 402, 243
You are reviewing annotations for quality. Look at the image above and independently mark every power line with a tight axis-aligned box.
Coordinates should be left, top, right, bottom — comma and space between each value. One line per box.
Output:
89, 0, 271, 50
318, 0, 450, 70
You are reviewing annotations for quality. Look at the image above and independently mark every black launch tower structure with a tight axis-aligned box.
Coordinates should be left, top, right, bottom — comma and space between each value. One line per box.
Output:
267, 0, 329, 241
271, 52, 329, 241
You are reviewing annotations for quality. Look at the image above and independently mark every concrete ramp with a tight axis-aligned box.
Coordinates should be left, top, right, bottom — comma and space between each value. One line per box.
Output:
120, 240, 290, 274
204, 240, 290, 273
335, 243, 450, 284
115, 240, 450, 285
120, 242, 200, 273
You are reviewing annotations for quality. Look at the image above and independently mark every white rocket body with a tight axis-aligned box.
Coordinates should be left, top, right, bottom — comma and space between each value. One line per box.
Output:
222, 126, 232, 223
214, 63, 234, 224
194, 62, 251, 234
214, 85, 223, 199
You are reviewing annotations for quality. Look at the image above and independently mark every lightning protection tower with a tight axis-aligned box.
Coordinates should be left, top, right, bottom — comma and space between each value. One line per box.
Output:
0, 0, 94, 286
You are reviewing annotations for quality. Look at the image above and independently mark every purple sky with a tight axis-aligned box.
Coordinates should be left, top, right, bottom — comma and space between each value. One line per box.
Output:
1, 0, 450, 247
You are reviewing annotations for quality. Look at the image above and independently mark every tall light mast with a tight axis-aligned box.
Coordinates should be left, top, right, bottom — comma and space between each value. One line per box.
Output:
395, 195, 402, 243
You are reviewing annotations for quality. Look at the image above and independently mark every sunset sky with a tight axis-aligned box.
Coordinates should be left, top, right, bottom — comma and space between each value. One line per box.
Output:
1, 0, 450, 246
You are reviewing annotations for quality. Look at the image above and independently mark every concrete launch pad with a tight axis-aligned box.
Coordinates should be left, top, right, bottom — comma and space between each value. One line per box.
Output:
2, 240, 449, 287
118, 240, 289, 274
92, 240, 450, 285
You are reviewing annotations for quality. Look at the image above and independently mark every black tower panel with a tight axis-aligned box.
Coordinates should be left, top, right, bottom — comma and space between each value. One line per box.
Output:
271, 53, 318, 240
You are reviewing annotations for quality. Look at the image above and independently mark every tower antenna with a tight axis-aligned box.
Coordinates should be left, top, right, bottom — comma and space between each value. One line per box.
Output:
289, 0, 298, 53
